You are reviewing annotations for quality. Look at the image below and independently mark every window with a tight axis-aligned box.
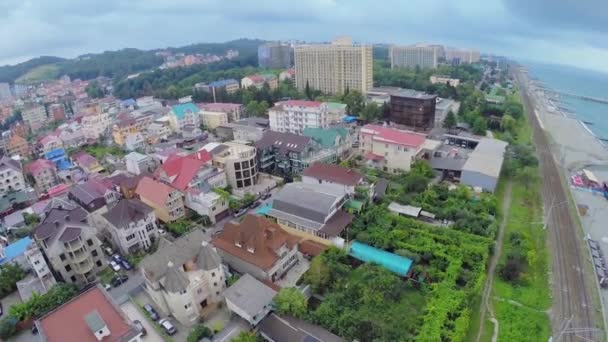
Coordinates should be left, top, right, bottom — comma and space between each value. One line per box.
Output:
146, 223, 154, 231
385, 144, 388, 148
65, 265, 72, 272
184, 303, 192, 309
243, 170, 250, 178
242, 160, 249, 169
59, 253, 66, 261
244, 179, 251, 187
216, 291, 220, 296
92, 250, 98, 257
213, 282, 217, 287
71, 276, 76, 282
234, 163, 241, 170
96, 260, 102, 267
235, 171, 242, 178
211, 272, 215, 277
126, 233, 136, 241
236, 180, 243, 188
197, 288, 203, 294
34, 260, 40, 265
87, 239, 93, 246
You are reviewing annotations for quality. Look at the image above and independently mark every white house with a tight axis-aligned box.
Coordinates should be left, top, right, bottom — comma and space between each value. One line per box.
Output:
101, 199, 159, 255
224, 274, 277, 326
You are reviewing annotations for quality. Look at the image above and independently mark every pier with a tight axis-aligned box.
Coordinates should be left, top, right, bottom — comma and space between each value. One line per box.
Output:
544, 89, 608, 105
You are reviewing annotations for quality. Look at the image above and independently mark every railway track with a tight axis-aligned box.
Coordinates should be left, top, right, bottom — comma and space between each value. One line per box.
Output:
515, 68, 601, 341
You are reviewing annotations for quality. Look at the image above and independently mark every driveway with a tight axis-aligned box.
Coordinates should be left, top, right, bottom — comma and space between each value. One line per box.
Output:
120, 301, 164, 342
108, 269, 144, 304
130, 290, 190, 342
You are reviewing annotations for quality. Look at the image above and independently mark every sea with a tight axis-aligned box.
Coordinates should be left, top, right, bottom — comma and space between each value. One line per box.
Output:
525, 61, 608, 141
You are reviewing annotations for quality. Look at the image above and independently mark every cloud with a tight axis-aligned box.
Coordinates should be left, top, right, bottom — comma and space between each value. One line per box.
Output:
0, 0, 606, 72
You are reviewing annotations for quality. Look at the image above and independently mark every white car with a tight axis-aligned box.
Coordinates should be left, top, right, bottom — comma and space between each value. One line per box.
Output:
109, 260, 121, 272
158, 319, 177, 335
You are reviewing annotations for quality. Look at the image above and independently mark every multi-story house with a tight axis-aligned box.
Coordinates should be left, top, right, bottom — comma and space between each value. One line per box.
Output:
125, 152, 157, 175
102, 199, 158, 255
255, 131, 334, 177
135, 176, 185, 223
56, 122, 86, 148
125, 132, 145, 151
72, 151, 104, 174
212, 214, 300, 282
49, 103, 66, 121
157, 151, 229, 223
140, 230, 225, 326
201, 111, 228, 130
146, 120, 172, 142
68, 178, 120, 212
302, 162, 363, 196
229, 117, 269, 143
268, 100, 345, 135
0, 156, 26, 196
241, 74, 278, 90
37, 134, 64, 155
208, 141, 257, 189
32, 199, 104, 286
6, 134, 29, 158
295, 37, 373, 95
112, 114, 154, 146
200, 103, 242, 123
279, 68, 296, 83
22, 105, 48, 132
359, 124, 428, 173
169, 103, 201, 133
268, 182, 353, 246
81, 111, 111, 140
25, 159, 58, 193
194, 79, 240, 96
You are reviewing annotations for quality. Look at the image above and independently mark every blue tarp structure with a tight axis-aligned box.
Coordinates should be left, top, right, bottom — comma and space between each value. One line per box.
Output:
343, 115, 358, 123
255, 203, 272, 216
349, 241, 413, 276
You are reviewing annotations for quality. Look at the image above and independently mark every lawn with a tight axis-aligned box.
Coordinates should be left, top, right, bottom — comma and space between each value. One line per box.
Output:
15, 64, 60, 84
83, 144, 126, 159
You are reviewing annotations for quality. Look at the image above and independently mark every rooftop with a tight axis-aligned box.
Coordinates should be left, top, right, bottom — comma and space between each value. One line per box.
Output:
200, 102, 242, 112
0, 237, 33, 265
36, 286, 138, 342
462, 138, 508, 178
208, 79, 239, 87
270, 182, 346, 224
360, 124, 427, 148
303, 127, 348, 149
349, 241, 413, 277
171, 102, 200, 119
223, 273, 277, 318
135, 176, 178, 207
259, 313, 344, 342
255, 131, 312, 154
102, 199, 153, 229
302, 163, 362, 186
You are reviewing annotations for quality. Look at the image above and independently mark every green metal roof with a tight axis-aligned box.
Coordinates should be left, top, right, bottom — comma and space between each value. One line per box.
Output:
303, 127, 348, 149
326, 102, 347, 111
171, 102, 199, 119
349, 241, 413, 277
345, 199, 363, 212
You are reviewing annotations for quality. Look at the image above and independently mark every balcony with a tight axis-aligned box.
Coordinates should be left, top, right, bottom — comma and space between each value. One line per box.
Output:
70, 248, 89, 264
64, 238, 84, 253
73, 258, 94, 275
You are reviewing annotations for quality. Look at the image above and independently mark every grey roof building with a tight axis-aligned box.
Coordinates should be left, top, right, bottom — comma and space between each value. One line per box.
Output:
259, 313, 344, 342
101, 199, 158, 255
224, 273, 277, 326
461, 138, 508, 192
140, 229, 225, 326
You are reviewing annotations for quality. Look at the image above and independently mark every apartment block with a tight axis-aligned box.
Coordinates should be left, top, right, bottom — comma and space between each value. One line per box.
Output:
258, 42, 292, 69
295, 37, 373, 95
209, 141, 258, 189
390, 45, 438, 69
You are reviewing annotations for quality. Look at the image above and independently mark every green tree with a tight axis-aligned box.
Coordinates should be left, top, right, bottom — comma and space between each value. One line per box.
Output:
22, 212, 40, 226
500, 114, 516, 133
341, 90, 364, 115
274, 287, 308, 318
0, 316, 17, 340
359, 102, 380, 123
0, 263, 26, 298
232, 331, 258, 342
245, 100, 269, 117
443, 111, 457, 129
472, 116, 488, 135
85, 81, 106, 99
187, 324, 213, 342
305, 80, 312, 100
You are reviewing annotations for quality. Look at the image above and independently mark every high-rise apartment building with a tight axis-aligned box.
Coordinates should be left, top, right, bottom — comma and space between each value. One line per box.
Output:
295, 37, 373, 95
22, 104, 48, 132
445, 48, 481, 64
390, 45, 438, 69
268, 100, 345, 135
0, 83, 11, 100
258, 42, 292, 69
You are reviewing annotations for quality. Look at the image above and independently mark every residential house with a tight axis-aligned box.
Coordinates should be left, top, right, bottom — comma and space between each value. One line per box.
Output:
72, 151, 105, 174
169, 103, 201, 133
0, 156, 26, 196
194, 79, 240, 95
212, 215, 300, 282
45, 148, 72, 171
146, 121, 172, 141
37, 135, 64, 155
259, 313, 344, 342
33, 199, 104, 285
102, 199, 158, 255
303, 126, 352, 158
302, 163, 363, 196
112, 114, 154, 146
268, 182, 353, 245
206, 141, 257, 189
68, 178, 120, 212
201, 110, 228, 129
6, 134, 28, 158
278, 69, 295, 83
81, 111, 111, 140
125, 132, 145, 151
107, 173, 146, 199
157, 151, 229, 223
125, 152, 157, 175
140, 230, 225, 326
256, 131, 334, 177
182, 125, 203, 142
200, 103, 242, 123
34, 286, 143, 342
269, 100, 327, 135
135, 176, 185, 223
241, 74, 278, 90
359, 124, 430, 173
223, 274, 277, 326
49, 103, 66, 121
25, 159, 58, 193
57, 123, 87, 148
220, 117, 269, 143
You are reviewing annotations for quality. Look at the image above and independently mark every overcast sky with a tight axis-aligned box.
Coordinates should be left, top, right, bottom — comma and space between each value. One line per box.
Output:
1, 0, 607, 72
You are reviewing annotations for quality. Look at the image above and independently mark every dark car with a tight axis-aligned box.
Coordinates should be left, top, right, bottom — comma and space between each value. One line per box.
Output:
250, 201, 261, 209
133, 320, 147, 336
112, 254, 123, 263
0, 302, 3, 316
262, 193, 271, 200
143, 304, 160, 321
120, 259, 133, 271
111, 275, 129, 287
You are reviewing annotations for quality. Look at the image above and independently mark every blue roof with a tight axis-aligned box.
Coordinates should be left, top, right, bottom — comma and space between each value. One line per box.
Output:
171, 102, 200, 119
255, 203, 272, 216
45, 148, 66, 159
349, 241, 413, 276
343, 115, 357, 123
208, 79, 238, 87
121, 98, 137, 107
0, 237, 33, 265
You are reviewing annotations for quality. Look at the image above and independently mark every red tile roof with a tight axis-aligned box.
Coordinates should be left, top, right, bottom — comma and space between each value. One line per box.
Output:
212, 215, 300, 271
72, 151, 98, 168
26, 159, 55, 176
158, 150, 212, 190
364, 152, 385, 161
302, 163, 363, 186
361, 124, 426, 147
37, 286, 135, 342
135, 176, 176, 207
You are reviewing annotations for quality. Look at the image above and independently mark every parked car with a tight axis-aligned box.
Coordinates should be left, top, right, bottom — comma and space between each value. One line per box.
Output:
262, 193, 271, 200
250, 201, 261, 209
103, 246, 114, 256
109, 260, 121, 272
112, 254, 123, 263
233, 209, 247, 218
111, 275, 129, 287
158, 228, 167, 236
103, 283, 112, 291
159, 319, 177, 335
143, 304, 160, 321
120, 259, 133, 271
133, 320, 147, 336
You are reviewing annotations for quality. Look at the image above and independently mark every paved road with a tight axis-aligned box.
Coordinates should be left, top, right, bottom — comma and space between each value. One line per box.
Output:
516, 67, 601, 341
107, 269, 144, 304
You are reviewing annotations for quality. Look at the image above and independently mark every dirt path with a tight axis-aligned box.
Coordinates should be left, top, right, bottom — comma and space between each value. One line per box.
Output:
475, 181, 513, 342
